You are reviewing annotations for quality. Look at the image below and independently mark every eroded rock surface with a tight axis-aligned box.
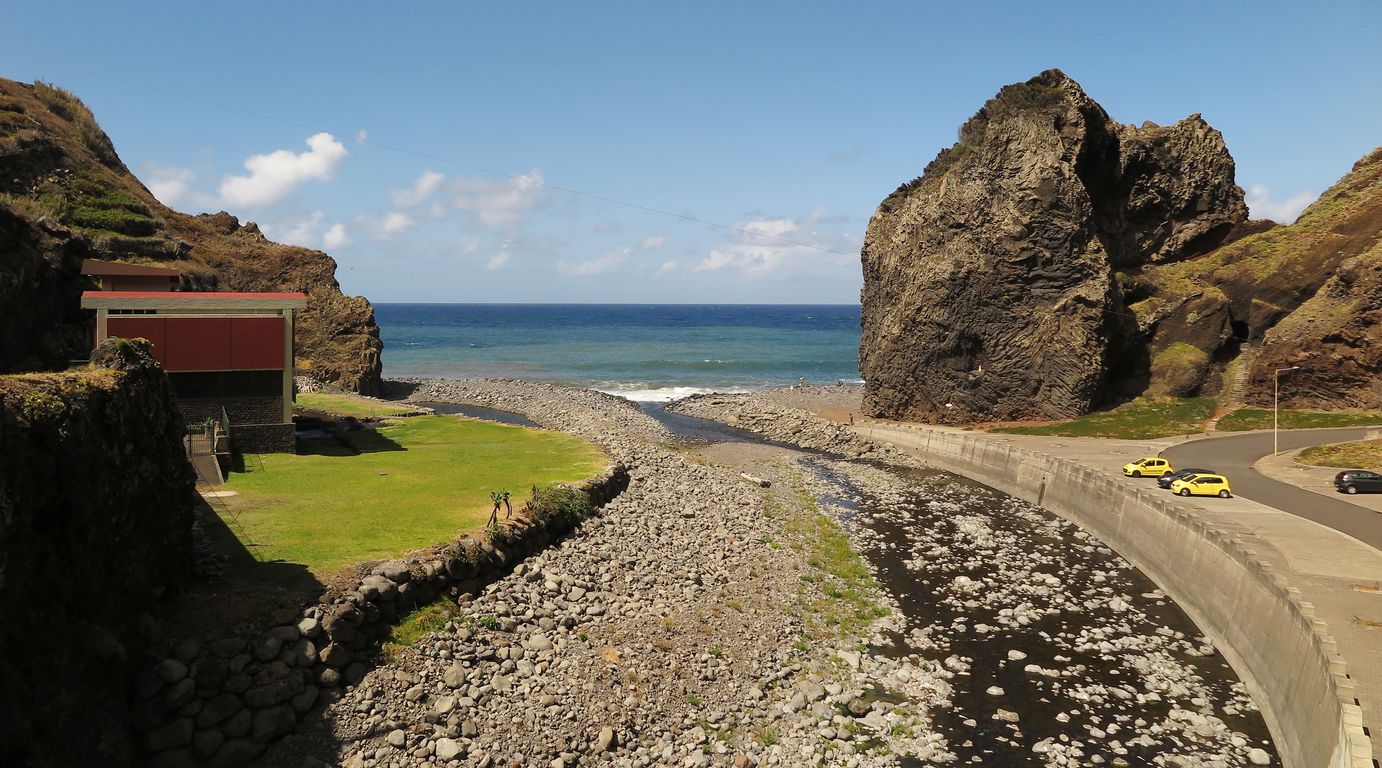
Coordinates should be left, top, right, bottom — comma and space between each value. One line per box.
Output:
860, 69, 1246, 422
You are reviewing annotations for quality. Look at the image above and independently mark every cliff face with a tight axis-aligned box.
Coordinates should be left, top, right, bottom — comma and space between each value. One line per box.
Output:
1130, 147, 1382, 407
1242, 149, 1382, 407
860, 70, 1247, 422
0, 78, 383, 393
0, 339, 197, 768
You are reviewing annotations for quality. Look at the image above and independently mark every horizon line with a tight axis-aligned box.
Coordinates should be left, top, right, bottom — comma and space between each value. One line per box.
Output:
370, 301, 864, 306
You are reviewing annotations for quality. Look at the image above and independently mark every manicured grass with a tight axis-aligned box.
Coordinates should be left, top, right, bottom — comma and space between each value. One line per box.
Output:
295, 391, 420, 419
220, 415, 605, 576
1214, 408, 1382, 432
990, 397, 1216, 439
1296, 439, 1382, 471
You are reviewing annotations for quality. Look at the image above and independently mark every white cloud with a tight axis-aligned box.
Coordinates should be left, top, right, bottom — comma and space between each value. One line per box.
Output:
268, 210, 326, 247
485, 242, 512, 271
323, 223, 351, 249
1245, 184, 1316, 224
219, 132, 348, 208
562, 246, 630, 276
142, 162, 216, 211
355, 210, 416, 240
457, 238, 481, 255
449, 169, 545, 228
639, 234, 667, 250
391, 170, 445, 208
691, 213, 859, 279
355, 129, 369, 144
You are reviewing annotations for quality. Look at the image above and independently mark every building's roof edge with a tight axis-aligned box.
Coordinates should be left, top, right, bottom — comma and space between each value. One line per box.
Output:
81, 291, 308, 310
80, 259, 182, 277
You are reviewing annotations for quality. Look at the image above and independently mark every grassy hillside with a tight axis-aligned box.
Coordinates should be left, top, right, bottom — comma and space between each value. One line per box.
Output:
1123, 147, 1382, 409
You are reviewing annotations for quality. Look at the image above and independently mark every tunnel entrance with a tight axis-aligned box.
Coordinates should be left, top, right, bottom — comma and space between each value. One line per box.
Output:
1231, 319, 1249, 341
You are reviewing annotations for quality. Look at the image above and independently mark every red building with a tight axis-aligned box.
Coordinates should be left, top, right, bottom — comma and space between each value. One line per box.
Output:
79, 261, 306, 453
79, 258, 181, 292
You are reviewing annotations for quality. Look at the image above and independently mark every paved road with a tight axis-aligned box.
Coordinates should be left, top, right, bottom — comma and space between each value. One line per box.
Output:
1164, 427, 1382, 550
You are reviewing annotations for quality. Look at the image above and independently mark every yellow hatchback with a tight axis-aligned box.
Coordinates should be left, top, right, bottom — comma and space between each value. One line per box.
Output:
1122, 457, 1173, 477
1169, 473, 1233, 498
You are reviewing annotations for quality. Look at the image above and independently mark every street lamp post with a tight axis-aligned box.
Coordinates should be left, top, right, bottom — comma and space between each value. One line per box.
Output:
1273, 366, 1301, 455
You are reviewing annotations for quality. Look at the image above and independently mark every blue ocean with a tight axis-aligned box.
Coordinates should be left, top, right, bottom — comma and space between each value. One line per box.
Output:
375, 304, 862, 401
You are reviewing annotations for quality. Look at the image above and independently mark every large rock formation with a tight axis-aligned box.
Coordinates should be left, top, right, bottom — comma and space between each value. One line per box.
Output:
0, 78, 383, 393
860, 70, 1247, 422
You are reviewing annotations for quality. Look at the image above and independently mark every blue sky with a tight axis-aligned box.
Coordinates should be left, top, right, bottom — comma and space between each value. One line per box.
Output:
4, 1, 1379, 303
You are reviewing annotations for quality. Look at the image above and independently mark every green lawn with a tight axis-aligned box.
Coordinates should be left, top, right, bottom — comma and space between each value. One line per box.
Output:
1296, 439, 1382, 470
1214, 408, 1382, 432
990, 397, 1216, 439
219, 415, 605, 576
295, 391, 421, 419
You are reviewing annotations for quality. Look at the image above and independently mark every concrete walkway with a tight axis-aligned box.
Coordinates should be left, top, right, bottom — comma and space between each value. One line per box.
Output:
856, 420, 1382, 760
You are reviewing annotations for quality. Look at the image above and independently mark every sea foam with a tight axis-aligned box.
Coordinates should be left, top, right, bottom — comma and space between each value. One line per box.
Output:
593, 385, 753, 403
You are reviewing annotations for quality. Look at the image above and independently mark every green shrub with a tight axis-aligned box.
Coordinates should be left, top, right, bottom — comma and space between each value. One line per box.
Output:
527, 484, 593, 529
1150, 342, 1210, 397
19, 391, 65, 422
67, 205, 157, 236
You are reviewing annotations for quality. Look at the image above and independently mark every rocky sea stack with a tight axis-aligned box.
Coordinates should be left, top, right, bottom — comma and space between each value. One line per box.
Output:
860, 69, 1249, 423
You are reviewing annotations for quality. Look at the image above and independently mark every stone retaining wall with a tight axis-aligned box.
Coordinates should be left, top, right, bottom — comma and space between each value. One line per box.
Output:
134, 465, 629, 767
879, 425, 1372, 768
0, 339, 198, 768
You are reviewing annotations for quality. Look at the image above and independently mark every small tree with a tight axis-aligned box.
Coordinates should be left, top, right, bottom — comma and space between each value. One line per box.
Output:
487, 491, 504, 529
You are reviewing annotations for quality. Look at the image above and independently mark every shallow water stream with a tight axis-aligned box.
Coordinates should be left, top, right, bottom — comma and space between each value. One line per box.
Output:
651, 404, 1279, 766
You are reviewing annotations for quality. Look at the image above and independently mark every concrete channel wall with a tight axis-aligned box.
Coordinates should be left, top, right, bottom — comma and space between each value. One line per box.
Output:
880, 426, 1372, 768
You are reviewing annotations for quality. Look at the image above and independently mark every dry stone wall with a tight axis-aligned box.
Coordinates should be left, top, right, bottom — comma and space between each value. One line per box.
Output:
0, 338, 199, 768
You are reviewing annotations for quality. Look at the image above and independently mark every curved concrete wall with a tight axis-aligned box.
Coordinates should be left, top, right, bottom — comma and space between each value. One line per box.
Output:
890, 427, 1372, 768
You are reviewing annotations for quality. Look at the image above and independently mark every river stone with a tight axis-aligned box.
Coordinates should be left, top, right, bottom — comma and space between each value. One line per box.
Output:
594, 726, 616, 752
196, 693, 244, 728
361, 574, 398, 601
435, 738, 463, 761
157, 658, 189, 683
1248, 748, 1271, 765
222, 708, 252, 739
527, 634, 554, 652
319, 642, 352, 667
147, 718, 194, 751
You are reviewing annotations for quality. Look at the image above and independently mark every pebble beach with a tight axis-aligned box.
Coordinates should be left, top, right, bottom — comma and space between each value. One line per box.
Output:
265, 379, 1278, 768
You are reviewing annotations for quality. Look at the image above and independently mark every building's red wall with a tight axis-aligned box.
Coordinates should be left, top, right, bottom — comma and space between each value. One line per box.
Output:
230, 317, 285, 370
105, 318, 165, 354
164, 318, 232, 371
106, 316, 285, 372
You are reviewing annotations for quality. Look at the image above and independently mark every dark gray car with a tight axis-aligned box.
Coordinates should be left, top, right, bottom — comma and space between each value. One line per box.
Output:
1334, 470, 1382, 494
1159, 468, 1216, 489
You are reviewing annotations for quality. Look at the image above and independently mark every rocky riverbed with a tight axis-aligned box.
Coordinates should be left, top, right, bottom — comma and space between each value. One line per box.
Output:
261, 379, 1277, 767
262, 380, 956, 767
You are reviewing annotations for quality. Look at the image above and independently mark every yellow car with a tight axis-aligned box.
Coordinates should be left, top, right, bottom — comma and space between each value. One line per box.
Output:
1122, 457, 1174, 477
1169, 473, 1233, 498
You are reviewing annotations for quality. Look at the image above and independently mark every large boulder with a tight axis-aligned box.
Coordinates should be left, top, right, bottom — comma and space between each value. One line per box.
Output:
860, 69, 1246, 422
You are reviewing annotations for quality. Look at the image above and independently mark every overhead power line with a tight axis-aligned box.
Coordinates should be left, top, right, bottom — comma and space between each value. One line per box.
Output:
2, 49, 858, 258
